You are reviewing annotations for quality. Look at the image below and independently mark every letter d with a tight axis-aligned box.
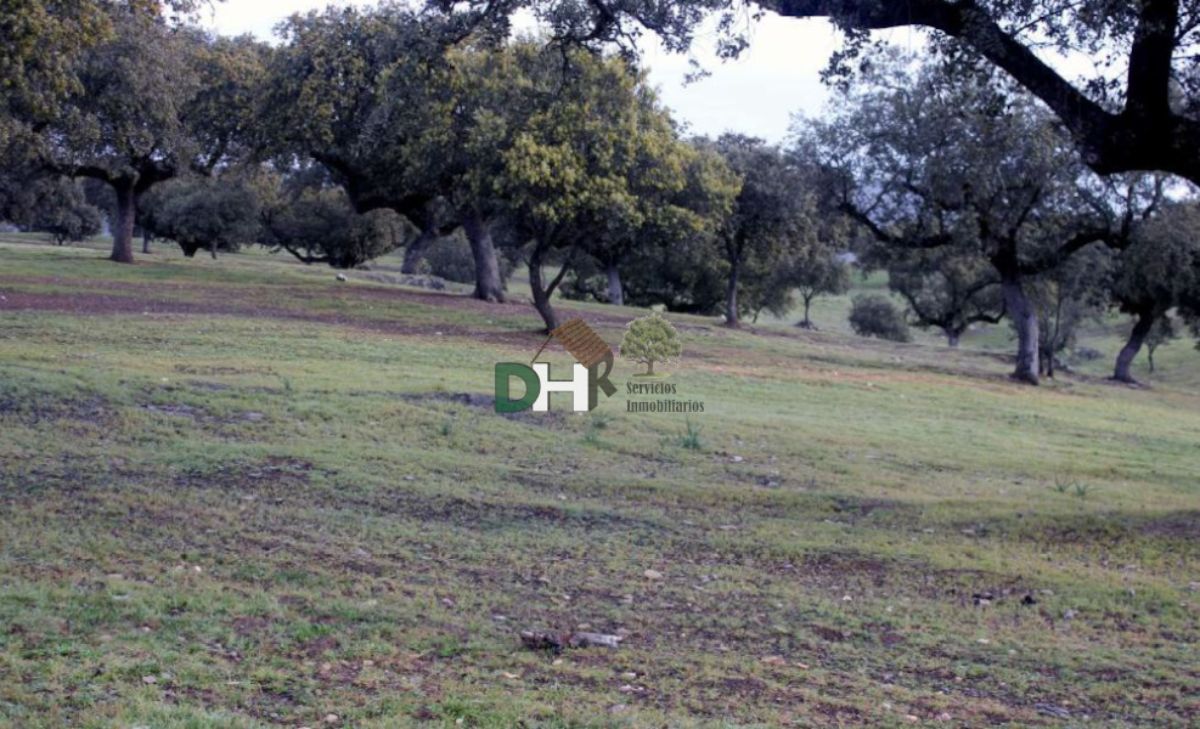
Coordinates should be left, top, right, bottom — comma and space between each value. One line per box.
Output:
495, 363, 540, 413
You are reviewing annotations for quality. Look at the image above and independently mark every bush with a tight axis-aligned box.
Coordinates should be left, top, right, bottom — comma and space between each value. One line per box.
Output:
849, 294, 911, 342
422, 232, 514, 284
141, 177, 258, 258
261, 188, 403, 269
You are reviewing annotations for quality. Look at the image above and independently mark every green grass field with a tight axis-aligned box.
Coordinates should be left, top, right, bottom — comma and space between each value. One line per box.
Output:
1, 237, 1198, 727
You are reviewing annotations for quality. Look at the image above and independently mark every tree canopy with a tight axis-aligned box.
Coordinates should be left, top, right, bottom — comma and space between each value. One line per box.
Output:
440, 0, 1200, 185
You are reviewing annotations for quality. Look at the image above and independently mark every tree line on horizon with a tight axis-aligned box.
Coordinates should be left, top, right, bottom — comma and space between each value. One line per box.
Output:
3, 1, 1200, 386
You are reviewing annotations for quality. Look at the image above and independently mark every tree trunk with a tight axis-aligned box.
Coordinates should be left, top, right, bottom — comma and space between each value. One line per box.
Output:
725, 259, 740, 328
401, 227, 435, 274
606, 262, 624, 306
111, 183, 136, 264
1113, 309, 1155, 383
142, 230, 152, 254
646, 360, 654, 376
1001, 275, 1039, 385
209, 238, 218, 260
528, 249, 559, 333
796, 296, 814, 328
946, 329, 961, 348
463, 213, 505, 303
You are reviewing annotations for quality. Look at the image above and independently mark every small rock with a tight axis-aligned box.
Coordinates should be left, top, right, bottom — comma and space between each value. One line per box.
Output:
335, 273, 347, 282
324, 713, 339, 724
568, 632, 622, 649
1063, 609, 1077, 620
141, 675, 157, 685
760, 655, 787, 666
643, 569, 663, 580
1036, 704, 1072, 719
937, 712, 952, 721
729, 455, 745, 463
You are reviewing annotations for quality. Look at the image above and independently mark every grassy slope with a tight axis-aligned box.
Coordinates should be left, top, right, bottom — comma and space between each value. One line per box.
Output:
1, 239, 1198, 728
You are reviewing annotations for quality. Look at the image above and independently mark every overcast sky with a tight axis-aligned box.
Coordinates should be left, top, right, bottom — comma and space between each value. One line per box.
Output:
200, 1, 932, 143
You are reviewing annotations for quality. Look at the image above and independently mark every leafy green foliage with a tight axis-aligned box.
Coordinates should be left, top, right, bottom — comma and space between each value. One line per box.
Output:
849, 294, 911, 342
260, 187, 405, 270
139, 177, 260, 258
620, 313, 683, 376
1, 175, 101, 245
422, 232, 514, 284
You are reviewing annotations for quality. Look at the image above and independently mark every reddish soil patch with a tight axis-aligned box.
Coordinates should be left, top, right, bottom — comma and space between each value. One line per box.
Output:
0, 276, 645, 349
0, 288, 533, 346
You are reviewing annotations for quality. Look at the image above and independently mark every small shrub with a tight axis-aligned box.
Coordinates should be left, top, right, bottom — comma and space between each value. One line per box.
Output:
422, 232, 514, 284
849, 294, 911, 342
679, 418, 704, 450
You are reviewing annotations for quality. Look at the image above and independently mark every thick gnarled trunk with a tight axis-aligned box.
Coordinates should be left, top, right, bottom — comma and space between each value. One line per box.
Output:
463, 214, 505, 302
1001, 275, 1039, 385
1113, 309, 1155, 383
111, 183, 136, 264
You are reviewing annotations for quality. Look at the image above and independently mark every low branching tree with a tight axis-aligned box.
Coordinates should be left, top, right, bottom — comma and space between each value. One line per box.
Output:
260, 185, 405, 269
882, 250, 1004, 347
811, 58, 1157, 384
140, 176, 261, 259
1108, 201, 1200, 382
707, 134, 813, 328
13, 10, 265, 263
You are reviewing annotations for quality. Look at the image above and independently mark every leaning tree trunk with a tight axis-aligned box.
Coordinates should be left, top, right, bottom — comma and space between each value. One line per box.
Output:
528, 249, 559, 333
606, 262, 624, 306
725, 259, 741, 328
1001, 274, 1039, 385
401, 227, 436, 274
463, 213, 505, 303
111, 182, 137, 264
1113, 309, 1155, 383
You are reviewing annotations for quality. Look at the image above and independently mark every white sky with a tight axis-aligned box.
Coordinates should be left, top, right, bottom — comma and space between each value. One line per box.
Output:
199, 1, 931, 143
